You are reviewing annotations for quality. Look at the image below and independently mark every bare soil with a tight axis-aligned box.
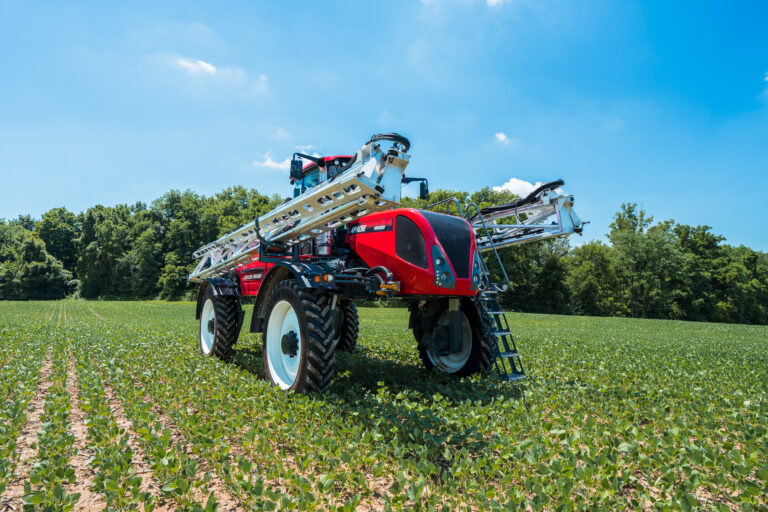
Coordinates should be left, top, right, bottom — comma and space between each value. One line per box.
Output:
2, 352, 53, 506
66, 354, 105, 511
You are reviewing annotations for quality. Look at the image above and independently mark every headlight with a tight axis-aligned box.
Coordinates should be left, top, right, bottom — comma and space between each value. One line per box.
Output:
471, 251, 484, 291
431, 246, 455, 289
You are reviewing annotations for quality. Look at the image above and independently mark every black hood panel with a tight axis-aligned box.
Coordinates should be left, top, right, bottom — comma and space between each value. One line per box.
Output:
420, 211, 471, 279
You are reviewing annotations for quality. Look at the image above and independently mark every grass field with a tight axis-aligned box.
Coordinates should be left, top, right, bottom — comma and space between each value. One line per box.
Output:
0, 300, 766, 511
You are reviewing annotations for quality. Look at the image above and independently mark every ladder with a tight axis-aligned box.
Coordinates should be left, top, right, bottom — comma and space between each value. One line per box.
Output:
477, 290, 526, 382
461, 181, 584, 381
465, 201, 526, 382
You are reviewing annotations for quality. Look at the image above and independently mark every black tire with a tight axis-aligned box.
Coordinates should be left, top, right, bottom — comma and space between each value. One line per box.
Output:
335, 300, 359, 352
262, 280, 337, 393
412, 298, 492, 377
198, 287, 241, 360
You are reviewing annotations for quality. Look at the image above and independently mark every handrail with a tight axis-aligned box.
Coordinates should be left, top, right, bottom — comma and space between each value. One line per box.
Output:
422, 197, 464, 217
464, 201, 512, 292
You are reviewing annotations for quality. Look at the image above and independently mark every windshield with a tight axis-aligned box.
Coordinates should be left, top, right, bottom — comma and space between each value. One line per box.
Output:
294, 169, 320, 197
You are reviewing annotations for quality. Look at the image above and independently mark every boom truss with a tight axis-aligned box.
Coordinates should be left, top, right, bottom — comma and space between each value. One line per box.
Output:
189, 136, 410, 282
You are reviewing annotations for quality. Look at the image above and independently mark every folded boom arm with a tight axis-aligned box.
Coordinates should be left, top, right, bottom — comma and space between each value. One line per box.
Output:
468, 180, 584, 252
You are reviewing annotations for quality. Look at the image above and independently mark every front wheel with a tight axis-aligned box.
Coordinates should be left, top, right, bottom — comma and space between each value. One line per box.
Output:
199, 287, 241, 360
262, 280, 337, 393
411, 298, 492, 377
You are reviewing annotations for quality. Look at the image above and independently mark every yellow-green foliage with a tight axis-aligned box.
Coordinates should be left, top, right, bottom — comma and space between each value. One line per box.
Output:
1, 301, 766, 511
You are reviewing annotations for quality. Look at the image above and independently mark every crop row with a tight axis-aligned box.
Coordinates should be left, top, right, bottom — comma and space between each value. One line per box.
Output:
70, 335, 155, 510
0, 305, 52, 497
64, 310, 215, 512
83, 301, 768, 511
22, 318, 80, 509
66, 301, 424, 510
69, 312, 312, 510
1, 298, 766, 511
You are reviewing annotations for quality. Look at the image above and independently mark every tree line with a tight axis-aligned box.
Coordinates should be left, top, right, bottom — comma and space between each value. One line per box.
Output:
1, 186, 766, 325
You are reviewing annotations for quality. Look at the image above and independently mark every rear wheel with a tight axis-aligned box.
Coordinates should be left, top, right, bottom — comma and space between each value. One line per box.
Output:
199, 287, 241, 360
262, 280, 337, 393
411, 299, 492, 377
335, 300, 359, 352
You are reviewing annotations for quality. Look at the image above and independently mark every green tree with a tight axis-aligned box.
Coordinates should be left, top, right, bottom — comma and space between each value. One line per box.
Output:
608, 205, 685, 318
566, 241, 621, 316
0, 234, 73, 300
34, 207, 79, 270
118, 227, 163, 297
16, 236, 74, 299
158, 252, 190, 299
76, 205, 133, 298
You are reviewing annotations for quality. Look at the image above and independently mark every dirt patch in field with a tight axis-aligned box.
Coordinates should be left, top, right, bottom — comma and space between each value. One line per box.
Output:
2, 352, 53, 506
184, 387, 390, 511
66, 353, 105, 511
0, 352, 14, 371
85, 304, 105, 322
102, 381, 169, 509
143, 399, 243, 511
45, 303, 56, 322
114, 375, 242, 511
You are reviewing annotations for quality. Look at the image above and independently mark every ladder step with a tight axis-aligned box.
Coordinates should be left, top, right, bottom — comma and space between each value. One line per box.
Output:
477, 287, 526, 383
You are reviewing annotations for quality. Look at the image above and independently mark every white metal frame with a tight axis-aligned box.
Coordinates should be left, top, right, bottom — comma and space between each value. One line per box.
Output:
189, 140, 410, 282
471, 188, 583, 252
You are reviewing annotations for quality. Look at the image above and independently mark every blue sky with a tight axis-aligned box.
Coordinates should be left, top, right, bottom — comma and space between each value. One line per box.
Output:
1, 1, 767, 249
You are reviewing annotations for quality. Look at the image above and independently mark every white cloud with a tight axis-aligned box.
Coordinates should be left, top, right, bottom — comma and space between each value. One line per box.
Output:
764, 72, 768, 82
493, 177, 541, 197
177, 58, 217, 75
252, 154, 291, 173
273, 128, 290, 140
165, 55, 268, 96
252, 151, 321, 173
297, 144, 317, 153
494, 132, 522, 147
487, 0, 510, 6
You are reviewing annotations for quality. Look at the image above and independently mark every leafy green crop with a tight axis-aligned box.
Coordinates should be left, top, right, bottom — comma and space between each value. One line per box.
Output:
0, 300, 766, 511
23, 319, 80, 510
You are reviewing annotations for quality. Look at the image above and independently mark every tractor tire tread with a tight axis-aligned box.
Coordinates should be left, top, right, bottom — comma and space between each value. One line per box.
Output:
200, 286, 241, 361
265, 280, 336, 393
335, 300, 359, 352
413, 298, 492, 377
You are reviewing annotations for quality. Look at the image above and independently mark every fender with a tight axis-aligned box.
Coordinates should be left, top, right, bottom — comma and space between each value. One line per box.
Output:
248, 260, 338, 333
195, 277, 240, 320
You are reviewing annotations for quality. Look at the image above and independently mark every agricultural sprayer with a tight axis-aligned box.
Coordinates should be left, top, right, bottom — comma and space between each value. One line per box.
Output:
189, 134, 584, 392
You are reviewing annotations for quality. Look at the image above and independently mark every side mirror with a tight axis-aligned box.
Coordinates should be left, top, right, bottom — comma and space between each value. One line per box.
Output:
419, 181, 429, 200
289, 157, 303, 181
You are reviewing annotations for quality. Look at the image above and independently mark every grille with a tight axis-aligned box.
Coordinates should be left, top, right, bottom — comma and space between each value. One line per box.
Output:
420, 211, 471, 278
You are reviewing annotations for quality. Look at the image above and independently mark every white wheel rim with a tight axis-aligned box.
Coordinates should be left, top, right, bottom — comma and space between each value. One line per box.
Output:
266, 300, 301, 389
426, 311, 473, 373
200, 298, 216, 355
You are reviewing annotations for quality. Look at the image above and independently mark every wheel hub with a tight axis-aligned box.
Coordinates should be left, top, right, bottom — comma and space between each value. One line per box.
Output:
207, 319, 215, 334
281, 331, 299, 358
